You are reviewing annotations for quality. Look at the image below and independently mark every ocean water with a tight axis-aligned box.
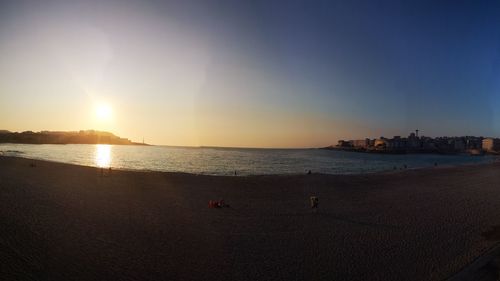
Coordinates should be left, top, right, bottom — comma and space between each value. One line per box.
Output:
0, 144, 496, 176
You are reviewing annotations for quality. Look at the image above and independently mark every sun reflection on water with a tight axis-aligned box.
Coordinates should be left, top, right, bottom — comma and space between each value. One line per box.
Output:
95, 144, 112, 168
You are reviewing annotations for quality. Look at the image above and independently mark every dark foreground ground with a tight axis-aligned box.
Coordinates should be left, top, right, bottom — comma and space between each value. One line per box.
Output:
1, 156, 500, 280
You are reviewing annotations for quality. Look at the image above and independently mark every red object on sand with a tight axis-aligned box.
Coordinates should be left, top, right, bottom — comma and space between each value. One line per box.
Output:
209, 200, 226, 208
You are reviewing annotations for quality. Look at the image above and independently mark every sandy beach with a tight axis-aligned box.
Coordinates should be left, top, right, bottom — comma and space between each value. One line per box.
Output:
1, 156, 500, 280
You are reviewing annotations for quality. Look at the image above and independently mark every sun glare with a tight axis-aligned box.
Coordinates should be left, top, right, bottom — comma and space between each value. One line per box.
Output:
95, 103, 112, 121
95, 144, 112, 168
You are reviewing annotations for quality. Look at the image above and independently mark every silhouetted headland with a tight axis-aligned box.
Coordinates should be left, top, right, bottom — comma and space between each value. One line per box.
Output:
0, 130, 148, 145
325, 130, 500, 155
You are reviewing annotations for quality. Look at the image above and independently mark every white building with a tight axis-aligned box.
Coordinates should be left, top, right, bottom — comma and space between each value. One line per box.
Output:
482, 138, 500, 152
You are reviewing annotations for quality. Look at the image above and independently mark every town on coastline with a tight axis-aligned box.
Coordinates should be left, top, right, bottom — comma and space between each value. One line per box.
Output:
327, 130, 500, 155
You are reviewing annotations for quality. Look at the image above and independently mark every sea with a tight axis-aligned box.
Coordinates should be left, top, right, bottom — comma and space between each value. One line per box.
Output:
0, 144, 496, 176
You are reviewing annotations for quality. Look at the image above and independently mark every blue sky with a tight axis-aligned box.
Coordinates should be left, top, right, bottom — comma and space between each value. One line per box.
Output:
0, 0, 499, 146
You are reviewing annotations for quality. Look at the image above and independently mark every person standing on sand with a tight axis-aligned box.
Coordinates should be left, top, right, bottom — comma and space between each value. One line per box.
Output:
310, 196, 318, 209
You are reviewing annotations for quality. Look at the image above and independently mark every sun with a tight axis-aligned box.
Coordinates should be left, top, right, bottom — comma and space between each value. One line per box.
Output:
95, 103, 112, 121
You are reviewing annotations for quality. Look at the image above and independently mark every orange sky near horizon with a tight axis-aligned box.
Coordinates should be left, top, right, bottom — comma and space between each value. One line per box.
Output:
0, 0, 373, 148
0, 96, 381, 148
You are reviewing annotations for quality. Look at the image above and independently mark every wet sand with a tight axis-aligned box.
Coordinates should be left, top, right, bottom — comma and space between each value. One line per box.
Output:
1, 156, 500, 280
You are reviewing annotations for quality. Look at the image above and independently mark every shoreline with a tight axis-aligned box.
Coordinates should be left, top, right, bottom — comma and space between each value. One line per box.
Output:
2, 156, 500, 280
323, 146, 500, 156
1, 153, 497, 177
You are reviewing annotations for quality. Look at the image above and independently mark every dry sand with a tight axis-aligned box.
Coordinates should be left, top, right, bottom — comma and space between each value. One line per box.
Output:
1, 156, 500, 280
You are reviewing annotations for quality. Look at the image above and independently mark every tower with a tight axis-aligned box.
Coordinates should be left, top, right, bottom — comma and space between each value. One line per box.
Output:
415, 129, 419, 138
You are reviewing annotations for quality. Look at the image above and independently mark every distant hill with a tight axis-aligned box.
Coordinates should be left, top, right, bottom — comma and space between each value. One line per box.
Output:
0, 130, 147, 145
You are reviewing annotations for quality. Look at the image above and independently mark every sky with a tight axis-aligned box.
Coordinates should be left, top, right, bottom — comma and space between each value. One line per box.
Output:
0, 0, 499, 147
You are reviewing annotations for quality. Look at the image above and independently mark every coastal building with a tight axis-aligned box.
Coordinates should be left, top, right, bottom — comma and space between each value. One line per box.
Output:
337, 140, 351, 147
333, 132, 495, 154
374, 138, 389, 149
453, 139, 466, 151
407, 133, 421, 149
465, 137, 483, 150
350, 139, 370, 148
482, 138, 500, 152
391, 136, 406, 149
368, 139, 376, 147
